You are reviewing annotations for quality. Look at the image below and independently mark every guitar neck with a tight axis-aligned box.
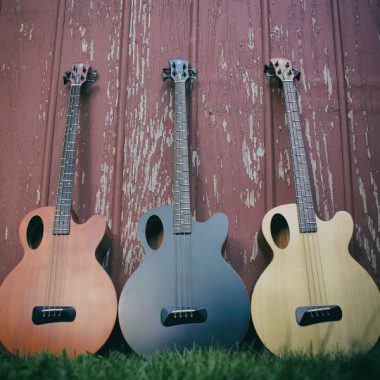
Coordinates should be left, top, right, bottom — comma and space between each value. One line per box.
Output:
53, 84, 82, 235
282, 80, 317, 233
173, 81, 191, 234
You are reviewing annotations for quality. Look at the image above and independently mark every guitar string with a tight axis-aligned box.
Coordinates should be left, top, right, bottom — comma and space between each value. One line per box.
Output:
285, 80, 327, 307
49, 83, 79, 316
46, 83, 74, 312
183, 82, 188, 312
176, 79, 192, 312
57, 84, 78, 313
290, 85, 316, 307
285, 81, 321, 307
181, 81, 187, 311
174, 82, 182, 311
56, 85, 74, 312
58, 83, 81, 312
182, 81, 192, 311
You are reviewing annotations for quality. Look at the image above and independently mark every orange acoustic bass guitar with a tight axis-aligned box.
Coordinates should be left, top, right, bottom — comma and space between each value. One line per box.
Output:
251, 58, 380, 356
0, 64, 117, 357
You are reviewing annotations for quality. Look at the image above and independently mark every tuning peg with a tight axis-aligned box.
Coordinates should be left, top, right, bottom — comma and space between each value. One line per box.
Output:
264, 64, 274, 80
292, 66, 301, 81
87, 69, 98, 83
162, 68, 171, 81
63, 71, 71, 85
189, 67, 197, 80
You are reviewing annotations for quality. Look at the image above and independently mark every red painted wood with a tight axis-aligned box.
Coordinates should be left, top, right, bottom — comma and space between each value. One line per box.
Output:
0, 0, 379, 308
338, 0, 380, 279
0, 0, 60, 279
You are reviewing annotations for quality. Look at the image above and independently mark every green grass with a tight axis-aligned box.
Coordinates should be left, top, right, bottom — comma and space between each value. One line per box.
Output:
1, 344, 379, 380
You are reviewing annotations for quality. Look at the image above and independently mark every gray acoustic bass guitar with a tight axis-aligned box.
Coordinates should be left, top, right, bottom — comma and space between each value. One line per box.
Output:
118, 59, 250, 355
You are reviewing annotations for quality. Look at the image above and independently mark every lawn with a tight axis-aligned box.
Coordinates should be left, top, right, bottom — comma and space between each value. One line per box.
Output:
1, 343, 379, 380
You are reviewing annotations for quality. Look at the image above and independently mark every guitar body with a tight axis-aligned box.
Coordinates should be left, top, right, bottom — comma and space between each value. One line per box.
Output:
118, 205, 250, 355
0, 206, 117, 357
251, 203, 380, 355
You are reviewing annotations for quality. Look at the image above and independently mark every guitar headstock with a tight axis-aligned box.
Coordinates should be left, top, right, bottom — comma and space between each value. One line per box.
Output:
162, 58, 196, 82
63, 63, 97, 86
264, 58, 300, 83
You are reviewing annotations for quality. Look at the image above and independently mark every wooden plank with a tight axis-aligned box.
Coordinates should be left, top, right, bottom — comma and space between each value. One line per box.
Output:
0, 0, 60, 281
269, 0, 345, 221
119, 0, 192, 290
196, 0, 266, 288
338, 0, 380, 281
0, 0, 378, 297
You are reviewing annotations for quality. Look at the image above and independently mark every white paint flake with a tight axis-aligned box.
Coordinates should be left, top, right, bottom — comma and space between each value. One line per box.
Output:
323, 64, 332, 100
219, 48, 227, 70
222, 118, 231, 143
79, 26, 87, 53
192, 150, 200, 176
248, 27, 255, 50
250, 231, 259, 262
95, 162, 112, 221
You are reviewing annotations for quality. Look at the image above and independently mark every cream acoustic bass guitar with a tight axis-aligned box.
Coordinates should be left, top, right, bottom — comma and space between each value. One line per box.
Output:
0, 64, 117, 357
118, 59, 250, 355
251, 58, 380, 355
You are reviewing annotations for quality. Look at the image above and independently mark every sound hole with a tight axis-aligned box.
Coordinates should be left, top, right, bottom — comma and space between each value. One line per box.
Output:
146, 215, 164, 251
270, 213, 289, 249
27, 215, 44, 250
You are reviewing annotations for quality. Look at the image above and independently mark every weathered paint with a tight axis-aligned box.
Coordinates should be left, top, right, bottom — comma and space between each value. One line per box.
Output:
0, 0, 379, 308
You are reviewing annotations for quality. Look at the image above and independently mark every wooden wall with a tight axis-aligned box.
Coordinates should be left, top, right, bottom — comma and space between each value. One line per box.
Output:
0, 0, 379, 300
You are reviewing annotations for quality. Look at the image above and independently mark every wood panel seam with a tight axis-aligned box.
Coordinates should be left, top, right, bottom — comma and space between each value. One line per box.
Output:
189, 0, 199, 214
40, 0, 66, 206
261, 0, 274, 212
110, 0, 132, 293
330, 0, 354, 216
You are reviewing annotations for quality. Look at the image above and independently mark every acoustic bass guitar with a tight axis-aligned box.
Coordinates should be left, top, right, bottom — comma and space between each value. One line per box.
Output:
118, 58, 250, 355
251, 58, 380, 355
0, 63, 117, 357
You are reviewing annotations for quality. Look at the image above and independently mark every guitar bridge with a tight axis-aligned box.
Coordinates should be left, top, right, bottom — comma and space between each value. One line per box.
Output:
161, 307, 207, 327
295, 305, 342, 326
32, 306, 76, 325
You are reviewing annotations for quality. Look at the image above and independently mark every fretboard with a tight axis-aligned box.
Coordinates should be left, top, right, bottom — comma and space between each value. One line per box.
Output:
173, 81, 191, 234
53, 84, 81, 235
282, 80, 317, 233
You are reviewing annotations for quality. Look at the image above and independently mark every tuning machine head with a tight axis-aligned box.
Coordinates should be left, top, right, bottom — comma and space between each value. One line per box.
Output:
163, 58, 196, 82
264, 59, 301, 82
264, 63, 275, 80
292, 66, 301, 81
63, 70, 72, 85
87, 69, 98, 83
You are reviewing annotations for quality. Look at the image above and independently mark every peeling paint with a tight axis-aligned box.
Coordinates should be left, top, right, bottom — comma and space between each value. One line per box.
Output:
241, 189, 256, 208
370, 172, 380, 232
250, 231, 259, 262
247, 27, 255, 50
323, 64, 332, 100
79, 25, 87, 53
222, 118, 231, 143
241, 137, 264, 185
192, 150, 200, 176
213, 174, 219, 203
278, 149, 291, 186
36, 187, 40, 205
95, 162, 113, 222
219, 47, 227, 70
